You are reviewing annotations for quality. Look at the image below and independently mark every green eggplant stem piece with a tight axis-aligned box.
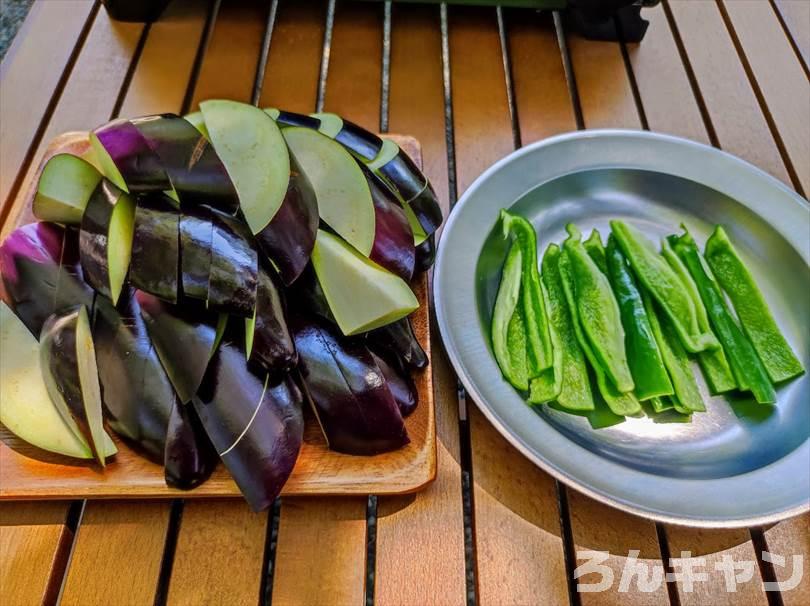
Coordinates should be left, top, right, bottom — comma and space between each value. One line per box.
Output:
610, 220, 719, 354
500, 210, 553, 375
491, 242, 529, 390
642, 289, 705, 413
563, 224, 635, 394
559, 248, 641, 416
583, 229, 608, 274
704, 226, 804, 383
661, 236, 736, 394
672, 229, 776, 404
605, 234, 674, 401
532, 244, 594, 410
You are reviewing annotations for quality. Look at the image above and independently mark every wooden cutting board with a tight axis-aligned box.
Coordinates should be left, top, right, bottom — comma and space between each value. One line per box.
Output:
0, 132, 436, 499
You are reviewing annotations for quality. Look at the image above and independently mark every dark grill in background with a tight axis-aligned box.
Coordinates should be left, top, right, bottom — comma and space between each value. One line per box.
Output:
102, 0, 660, 41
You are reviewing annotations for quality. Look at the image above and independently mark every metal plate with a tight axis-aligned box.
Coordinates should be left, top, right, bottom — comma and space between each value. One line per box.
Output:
434, 130, 810, 527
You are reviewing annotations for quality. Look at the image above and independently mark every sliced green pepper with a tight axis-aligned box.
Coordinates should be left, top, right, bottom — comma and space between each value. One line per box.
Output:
530, 243, 594, 410
650, 396, 673, 413
610, 220, 719, 353
491, 242, 529, 390
672, 229, 776, 404
500, 210, 553, 376
705, 225, 804, 383
583, 229, 607, 274
563, 224, 635, 393
661, 236, 736, 394
643, 289, 705, 413
559, 246, 641, 416
528, 284, 563, 404
605, 234, 674, 401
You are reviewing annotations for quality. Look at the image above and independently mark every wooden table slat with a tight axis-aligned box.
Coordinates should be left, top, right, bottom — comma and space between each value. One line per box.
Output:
375, 5, 466, 605
763, 513, 810, 606
0, 501, 73, 605
721, 0, 810, 196
773, 0, 810, 70
60, 501, 170, 605
666, 0, 792, 186
0, 0, 96, 214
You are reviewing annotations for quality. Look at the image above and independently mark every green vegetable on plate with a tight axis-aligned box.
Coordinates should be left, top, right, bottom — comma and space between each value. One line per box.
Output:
704, 225, 804, 384
671, 228, 776, 404
583, 229, 607, 274
661, 236, 736, 394
491, 242, 530, 390
610, 220, 719, 354
605, 234, 674, 401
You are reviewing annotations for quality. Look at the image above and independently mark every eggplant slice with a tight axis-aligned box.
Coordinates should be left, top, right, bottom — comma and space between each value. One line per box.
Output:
246, 265, 297, 377
130, 193, 180, 303
164, 397, 218, 490
208, 207, 258, 317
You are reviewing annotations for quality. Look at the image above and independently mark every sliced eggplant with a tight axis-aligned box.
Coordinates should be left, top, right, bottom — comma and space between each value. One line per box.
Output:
208, 207, 258, 317
92, 290, 174, 463
312, 229, 418, 335
270, 108, 321, 130
372, 352, 418, 417
90, 118, 167, 192
0, 222, 70, 335
136, 291, 220, 404
414, 233, 436, 273
310, 112, 384, 161
246, 265, 296, 376
183, 111, 210, 140
365, 167, 415, 281
39, 305, 108, 465
292, 314, 408, 455
366, 317, 428, 371
33, 153, 102, 224
130, 114, 238, 213
193, 343, 304, 512
130, 193, 180, 303
1, 301, 116, 460
281, 127, 376, 257
164, 397, 218, 490
79, 179, 136, 305
179, 208, 213, 299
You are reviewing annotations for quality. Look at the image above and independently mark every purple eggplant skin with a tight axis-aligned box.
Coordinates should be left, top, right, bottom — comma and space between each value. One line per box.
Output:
130, 193, 180, 303
208, 207, 258, 317
136, 291, 220, 404
334, 119, 384, 162
275, 110, 321, 130
414, 233, 436, 273
79, 180, 131, 302
93, 118, 168, 192
254, 153, 318, 286
366, 317, 428, 371
291, 314, 409, 455
39, 305, 101, 460
193, 343, 304, 512
249, 265, 297, 376
0, 222, 69, 335
371, 352, 418, 418
404, 181, 443, 238
92, 289, 173, 463
164, 397, 218, 490
287, 263, 335, 325
131, 114, 239, 214
179, 209, 213, 300
365, 168, 415, 281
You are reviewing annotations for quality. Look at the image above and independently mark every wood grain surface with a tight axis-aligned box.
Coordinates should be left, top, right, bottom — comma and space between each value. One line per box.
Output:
763, 513, 810, 606
774, 0, 810, 69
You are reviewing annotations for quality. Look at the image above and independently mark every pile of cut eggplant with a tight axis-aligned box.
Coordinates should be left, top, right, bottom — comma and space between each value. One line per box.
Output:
0, 100, 442, 511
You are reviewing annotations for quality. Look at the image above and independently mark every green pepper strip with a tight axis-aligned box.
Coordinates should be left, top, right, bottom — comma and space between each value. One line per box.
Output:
501, 210, 553, 376
610, 220, 718, 353
661, 236, 736, 394
491, 242, 529, 390
673, 229, 776, 404
563, 224, 635, 394
530, 244, 594, 409
583, 229, 608, 274
528, 283, 563, 404
643, 288, 705, 413
705, 226, 804, 383
559, 248, 641, 416
605, 234, 674, 401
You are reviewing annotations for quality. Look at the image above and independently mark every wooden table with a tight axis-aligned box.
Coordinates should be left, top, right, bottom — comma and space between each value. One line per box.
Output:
1, 1, 808, 604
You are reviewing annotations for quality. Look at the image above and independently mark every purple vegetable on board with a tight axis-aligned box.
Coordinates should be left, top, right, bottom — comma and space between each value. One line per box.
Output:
246, 265, 296, 376
90, 118, 167, 193
414, 233, 436, 273
366, 317, 428, 371
291, 314, 409, 455
130, 193, 180, 303
136, 292, 221, 404
371, 352, 418, 417
164, 397, 218, 490
179, 209, 214, 300
208, 207, 258, 317
193, 342, 304, 512
365, 167, 415, 281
